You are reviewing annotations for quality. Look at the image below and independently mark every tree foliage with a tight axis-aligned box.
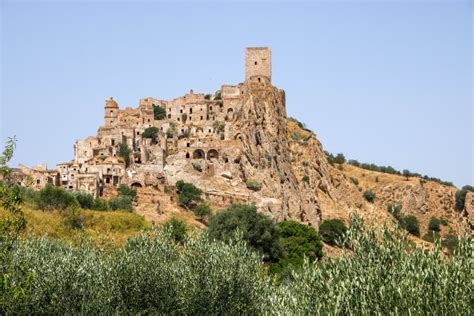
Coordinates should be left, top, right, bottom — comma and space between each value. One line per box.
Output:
117, 143, 132, 168
152, 104, 166, 120
455, 185, 474, 211
207, 204, 281, 261
319, 219, 347, 246
400, 215, 420, 236
36, 185, 79, 211
271, 220, 323, 273
175, 180, 202, 209
363, 190, 376, 203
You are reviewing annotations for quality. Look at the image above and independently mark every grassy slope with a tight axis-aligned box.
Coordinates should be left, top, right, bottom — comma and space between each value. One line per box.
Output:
0, 206, 151, 250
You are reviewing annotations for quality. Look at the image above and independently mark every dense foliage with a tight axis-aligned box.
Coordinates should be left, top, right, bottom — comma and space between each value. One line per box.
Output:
400, 215, 420, 236
455, 185, 474, 211
36, 185, 79, 211
175, 180, 202, 209
319, 219, 347, 246
245, 179, 262, 191
428, 216, 441, 232
142, 127, 159, 143
207, 204, 281, 261
271, 220, 323, 273
117, 142, 132, 167
363, 190, 376, 203
152, 104, 166, 120
1, 216, 472, 314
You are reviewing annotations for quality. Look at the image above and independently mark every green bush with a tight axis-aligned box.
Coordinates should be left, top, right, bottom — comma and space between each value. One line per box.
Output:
117, 143, 132, 167
208, 204, 281, 261
302, 175, 310, 183
36, 185, 78, 211
108, 195, 133, 212
74, 192, 95, 209
400, 215, 420, 236
428, 216, 441, 232
93, 198, 109, 211
142, 127, 159, 142
204, 94, 211, 100
193, 203, 211, 220
319, 219, 347, 246
3, 216, 472, 314
455, 185, 474, 211
350, 177, 359, 185
422, 231, 441, 243
387, 204, 402, 220
153, 104, 166, 120
246, 179, 262, 191
162, 218, 188, 244
117, 184, 137, 201
63, 207, 85, 230
175, 180, 202, 209
271, 221, 323, 274
214, 92, 222, 100
442, 234, 459, 254
363, 190, 376, 203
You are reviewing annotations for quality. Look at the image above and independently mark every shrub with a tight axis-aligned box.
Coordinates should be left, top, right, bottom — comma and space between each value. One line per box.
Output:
153, 104, 166, 120
142, 127, 159, 142
207, 204, 281, 261
422, 231, 441, 243
302, 175, 309, 183
213, 121, 225, 133
63, 207, 85, 230
36, 185, 78, 211
387, 204, 402, 220
117, 184, 137, 201
214, 92, 222, 100
428, 216, 441, 232
162, 218, 188, 243
175, 180, 202, 209
75, 192, 95, 209
455, 185, 474, 211
363, 190, 376, 203
93, 198, 109, 211
204, 94, 211, 100
319, 219, 347, 246
271, 221, 323, 273
350, 177, 359, 185
193, 203, 211, 220
246, 179, 262, 191
442, 234, 459, 254
400, 215, 420, 236
192, 162, 202, 172
108, 195, 133, 212
117, 143, 132, 167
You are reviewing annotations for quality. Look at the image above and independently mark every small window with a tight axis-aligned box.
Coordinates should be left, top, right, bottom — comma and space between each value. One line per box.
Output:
168, 114, 171, 119
187, 143, 190, 147
111, 139, 115, 146
200, 116, 203, 120
254, 61, 257, 65
258, 77, 261, 82
180, 109, 183, 113
190, 108, 193, 114
36, 179, 40, 184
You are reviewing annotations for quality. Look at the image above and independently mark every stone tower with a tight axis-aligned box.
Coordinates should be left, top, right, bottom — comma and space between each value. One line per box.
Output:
104, 97, 119, 126
245, 47, 271, 82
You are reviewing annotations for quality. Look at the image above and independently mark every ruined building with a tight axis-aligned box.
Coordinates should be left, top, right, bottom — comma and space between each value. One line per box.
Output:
17, 48, 320, 225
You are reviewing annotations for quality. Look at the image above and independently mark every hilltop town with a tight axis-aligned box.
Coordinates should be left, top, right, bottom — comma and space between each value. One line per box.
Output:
14, 47, 473, 236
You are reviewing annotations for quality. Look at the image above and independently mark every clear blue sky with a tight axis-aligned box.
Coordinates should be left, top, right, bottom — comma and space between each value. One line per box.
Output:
1, 0, 472, 187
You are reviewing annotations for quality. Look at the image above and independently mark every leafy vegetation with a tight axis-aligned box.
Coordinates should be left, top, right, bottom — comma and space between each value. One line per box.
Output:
387, 204, 402, 220
455, 185, 474, 210
207, 204, 281, 261
36, 185, 79, 211
214, 92, 222, 100
142, 127, 159, 143
117, 142, 132, 167
319, 219, 347, 246
117, 184, 137, 201
108, 195, 133, 212
193, 202, 211, 220
1, 215, 471, 314
363, 190, 376, 203
325, 152, 346, 165
246, 179, 262, 191
175, 180, 202, 209
271, 220, 323, 274
152, 104, 166, 120
428, 216, 441, 232
400, 215, 420, 236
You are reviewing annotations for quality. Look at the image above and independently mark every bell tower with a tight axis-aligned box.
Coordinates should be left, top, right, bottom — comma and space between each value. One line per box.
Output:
104, 97, 119, 126
245, 47, 271, 82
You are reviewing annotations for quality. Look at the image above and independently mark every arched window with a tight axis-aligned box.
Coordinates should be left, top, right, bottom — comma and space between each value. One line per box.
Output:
193, 149, 205, 159
207, 149, 219, 160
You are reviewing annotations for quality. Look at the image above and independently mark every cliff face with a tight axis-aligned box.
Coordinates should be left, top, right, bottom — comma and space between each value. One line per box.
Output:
150, 79, 470, 239
286, 120, 470, 237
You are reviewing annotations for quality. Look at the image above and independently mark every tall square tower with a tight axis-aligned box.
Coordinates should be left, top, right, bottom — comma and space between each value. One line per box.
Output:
245, 47, 271, 82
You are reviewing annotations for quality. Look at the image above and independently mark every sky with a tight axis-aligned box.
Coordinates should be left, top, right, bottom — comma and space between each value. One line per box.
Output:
1, 0, 472, 187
